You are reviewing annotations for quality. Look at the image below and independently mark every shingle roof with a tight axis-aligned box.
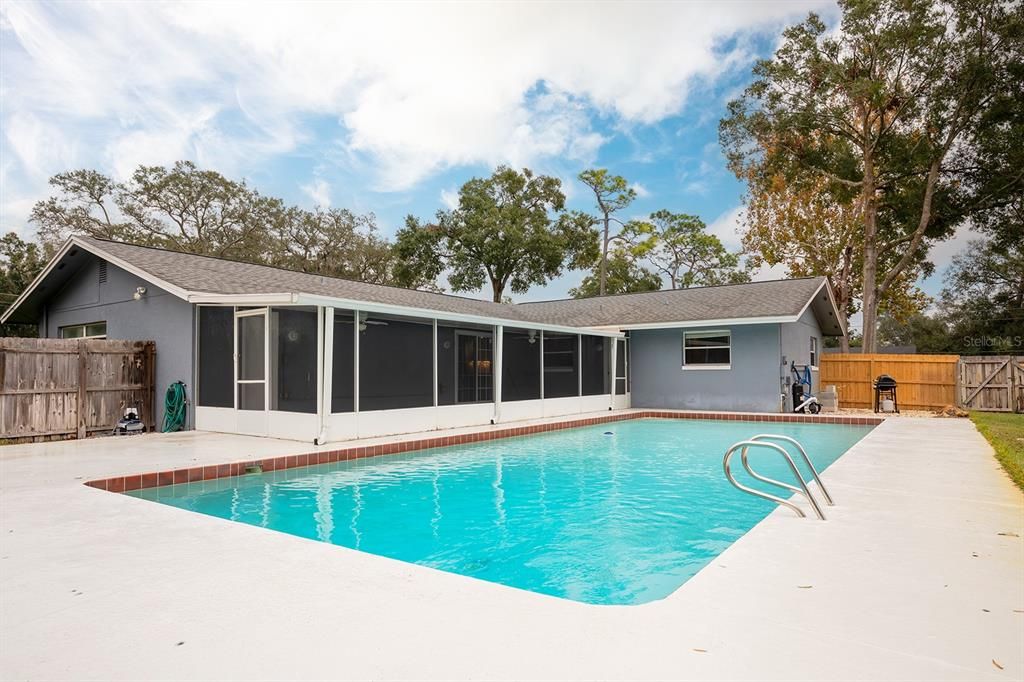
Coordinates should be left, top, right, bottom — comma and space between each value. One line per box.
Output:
9, 237, 831, 331
82, 237, 520, 321
516, 277, 826, 327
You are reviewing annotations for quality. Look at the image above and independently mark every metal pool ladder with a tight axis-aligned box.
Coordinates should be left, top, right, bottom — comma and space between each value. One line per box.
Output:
722, 434, 835, 520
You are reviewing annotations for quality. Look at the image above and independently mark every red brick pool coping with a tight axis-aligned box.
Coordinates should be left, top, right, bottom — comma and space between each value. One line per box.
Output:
86, 411, 883, 493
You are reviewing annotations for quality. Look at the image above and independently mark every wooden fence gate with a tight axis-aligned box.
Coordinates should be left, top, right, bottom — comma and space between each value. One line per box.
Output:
820, 354, 959, 411
957, 356, 1024, 413
0, 338, 156, 442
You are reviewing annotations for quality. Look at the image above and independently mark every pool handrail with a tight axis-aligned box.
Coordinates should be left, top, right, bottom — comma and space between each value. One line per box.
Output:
748, 434, 835, 506
722, 440, 827, 520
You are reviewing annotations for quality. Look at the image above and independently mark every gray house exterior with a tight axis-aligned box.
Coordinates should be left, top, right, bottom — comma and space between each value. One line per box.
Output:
3, 237, 844, 442
36, 255, 196, 428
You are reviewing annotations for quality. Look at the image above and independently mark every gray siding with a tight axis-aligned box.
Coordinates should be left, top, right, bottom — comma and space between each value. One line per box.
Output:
41, 258, 195, 429
630, 324, 783, 412
780, 307, 822, 409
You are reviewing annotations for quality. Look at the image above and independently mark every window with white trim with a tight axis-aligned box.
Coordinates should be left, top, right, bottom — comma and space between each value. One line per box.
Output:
682, 331, 731, 368
809, 336, 818, 368
60, 322, 107, 339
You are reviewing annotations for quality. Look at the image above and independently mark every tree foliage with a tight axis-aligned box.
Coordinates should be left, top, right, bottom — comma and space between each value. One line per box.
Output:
877, 238, 1023, 354
877, 313, 954, 353
578, 168, 636, 296
942, 238, 1024, 354
569, 248, 662, 298
0, 232, 46, 337
268, 207, 408, 285
28, 161, 411, 286
394, 166, 598, 302
624, 210, 749, 289
721, 0, 1023, 351
741, 173, 930, 349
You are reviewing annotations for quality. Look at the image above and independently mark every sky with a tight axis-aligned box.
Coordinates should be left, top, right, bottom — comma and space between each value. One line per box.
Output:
0, 0, 971, 313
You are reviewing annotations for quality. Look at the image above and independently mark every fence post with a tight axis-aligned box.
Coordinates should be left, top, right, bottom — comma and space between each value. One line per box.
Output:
76, 340, 87, 439
1013, 356, 1020, 413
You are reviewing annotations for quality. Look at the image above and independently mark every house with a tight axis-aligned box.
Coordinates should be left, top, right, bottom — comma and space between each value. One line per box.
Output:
1, 237, 844, 442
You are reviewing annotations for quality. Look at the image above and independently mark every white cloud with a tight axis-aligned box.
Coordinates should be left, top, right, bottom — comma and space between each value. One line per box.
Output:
920, 223, 982, 296
706, 205, 745, 251
440, 188, 460, 211
630, 182, 651, 199
0, 0, 830, 231
301, 178, 332, 207
684, 180, 711, 196
706, 204, 785, 281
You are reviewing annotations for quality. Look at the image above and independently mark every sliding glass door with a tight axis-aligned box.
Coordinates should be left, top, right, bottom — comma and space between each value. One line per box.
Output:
456, 331, 493, 403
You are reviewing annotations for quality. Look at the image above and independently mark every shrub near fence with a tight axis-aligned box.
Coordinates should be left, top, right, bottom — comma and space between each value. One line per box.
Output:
0, 338, 155, 442
820, 354, 959, 411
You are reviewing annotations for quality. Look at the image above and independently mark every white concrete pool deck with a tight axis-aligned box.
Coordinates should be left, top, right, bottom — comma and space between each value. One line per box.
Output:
1, 412, 1021, 681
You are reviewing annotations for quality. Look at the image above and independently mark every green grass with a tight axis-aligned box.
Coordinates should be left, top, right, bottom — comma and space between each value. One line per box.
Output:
971, 411, 1024, 491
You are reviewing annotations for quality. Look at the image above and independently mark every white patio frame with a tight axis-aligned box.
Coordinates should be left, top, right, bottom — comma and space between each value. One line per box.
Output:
194, 299, 627, 444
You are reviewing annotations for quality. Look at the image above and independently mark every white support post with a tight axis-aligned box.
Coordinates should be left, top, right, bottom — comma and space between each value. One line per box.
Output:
264, 308, 271, 417
539, 330, 545, 400
609, 337, 618, 411
577, 334, 583, 397
232, 306, 238, 411
432, 319, 438, 408
494, 324, 503, 423
618, 335, 626, 399
353, 308, 360, 413
318, 306, 334, 444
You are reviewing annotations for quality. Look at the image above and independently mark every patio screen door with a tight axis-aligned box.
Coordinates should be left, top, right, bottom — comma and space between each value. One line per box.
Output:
236, 308, 269, 435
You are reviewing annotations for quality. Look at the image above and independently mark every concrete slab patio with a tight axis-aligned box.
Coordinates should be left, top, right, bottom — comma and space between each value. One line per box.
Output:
1, 413, 1021, 681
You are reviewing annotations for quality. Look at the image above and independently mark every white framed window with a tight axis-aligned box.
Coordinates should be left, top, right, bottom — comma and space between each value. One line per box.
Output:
809, 336, 818, 368
682, 330, 731, 369
60, 322, 107, 339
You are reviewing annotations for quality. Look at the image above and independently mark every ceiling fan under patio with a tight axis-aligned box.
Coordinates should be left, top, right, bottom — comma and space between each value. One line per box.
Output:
338, 311, 389, 332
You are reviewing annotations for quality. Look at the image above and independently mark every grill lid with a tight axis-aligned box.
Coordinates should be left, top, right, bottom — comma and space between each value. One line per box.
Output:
874, 374, 898, 388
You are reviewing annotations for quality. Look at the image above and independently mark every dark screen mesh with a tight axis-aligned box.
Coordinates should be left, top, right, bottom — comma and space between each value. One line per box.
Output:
359, 315, 433, 410
272, 308, 317, 414
332, 310, 355, 413
581, 335, 610, 396
543, 332, 578, 398
501, 328, 541, 401
197, 307, 233, 408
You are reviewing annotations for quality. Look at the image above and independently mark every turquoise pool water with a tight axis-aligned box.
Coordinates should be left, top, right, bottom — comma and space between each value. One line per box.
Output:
129, 418, 872, 605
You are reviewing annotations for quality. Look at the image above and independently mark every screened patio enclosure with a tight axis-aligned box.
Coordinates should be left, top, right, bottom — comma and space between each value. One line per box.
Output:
194, 304, 629, 442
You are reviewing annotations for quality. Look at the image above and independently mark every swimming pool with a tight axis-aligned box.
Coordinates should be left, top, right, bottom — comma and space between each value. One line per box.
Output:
128, 418, 872, 605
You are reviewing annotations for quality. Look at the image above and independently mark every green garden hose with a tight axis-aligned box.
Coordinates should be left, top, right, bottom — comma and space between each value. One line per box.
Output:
162, 381, 188, 433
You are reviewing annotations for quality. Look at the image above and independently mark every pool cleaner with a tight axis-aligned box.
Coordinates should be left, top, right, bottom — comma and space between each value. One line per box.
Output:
113, 402, 146, 435
790, 362, 821, 414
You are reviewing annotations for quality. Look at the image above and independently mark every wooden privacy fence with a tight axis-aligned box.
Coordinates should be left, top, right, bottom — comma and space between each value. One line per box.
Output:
0, 338, 155, 442
820, 353, 959, 411
957, 356, 1024, 413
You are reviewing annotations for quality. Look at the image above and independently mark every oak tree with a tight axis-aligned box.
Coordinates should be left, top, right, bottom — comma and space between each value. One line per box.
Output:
721, 0, 1021, 350
395, 166, 598, 302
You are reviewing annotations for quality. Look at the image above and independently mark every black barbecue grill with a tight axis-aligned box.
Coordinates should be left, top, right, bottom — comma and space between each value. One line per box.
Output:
873, 374, 899, 413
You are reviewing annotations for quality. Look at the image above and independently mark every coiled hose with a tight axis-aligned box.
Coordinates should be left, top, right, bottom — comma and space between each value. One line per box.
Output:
162, 381, 188, 432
